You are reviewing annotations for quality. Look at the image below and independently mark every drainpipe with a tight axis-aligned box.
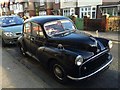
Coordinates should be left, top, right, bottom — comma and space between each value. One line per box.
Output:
118, 4, 120, 16
75, 0, 79, 17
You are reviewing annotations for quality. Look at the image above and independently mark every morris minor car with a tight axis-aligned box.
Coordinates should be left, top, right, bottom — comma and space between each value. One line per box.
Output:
18, 16, 113, 83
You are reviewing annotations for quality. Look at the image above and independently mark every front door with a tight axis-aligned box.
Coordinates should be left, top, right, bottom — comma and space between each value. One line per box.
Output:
30, 22, 45, 58
23, 22, 31, 52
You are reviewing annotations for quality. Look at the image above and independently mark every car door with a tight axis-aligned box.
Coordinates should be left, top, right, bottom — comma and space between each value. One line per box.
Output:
30, 22, 45, 57
23, 22, 32, 52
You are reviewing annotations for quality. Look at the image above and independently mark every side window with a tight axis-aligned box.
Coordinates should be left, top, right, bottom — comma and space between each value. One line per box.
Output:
24, 22, 31, 34
24, 22, 31, 38
32, 22, 44, 38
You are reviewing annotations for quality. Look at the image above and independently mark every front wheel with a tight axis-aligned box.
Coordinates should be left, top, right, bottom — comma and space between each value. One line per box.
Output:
2, 38, 6, 47
50, 61, 69, 84
19, 44, 27, 56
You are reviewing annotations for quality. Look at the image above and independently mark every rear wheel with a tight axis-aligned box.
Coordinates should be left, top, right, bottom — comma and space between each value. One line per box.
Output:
50, 61, 69, 84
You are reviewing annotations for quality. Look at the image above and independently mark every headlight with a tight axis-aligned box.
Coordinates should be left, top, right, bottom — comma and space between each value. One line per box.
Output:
108, 40, 113, 49
75, 55, 83, 66
4, 32, 14, 37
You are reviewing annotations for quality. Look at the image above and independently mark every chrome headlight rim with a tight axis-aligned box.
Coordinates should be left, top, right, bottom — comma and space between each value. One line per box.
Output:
3, 31, 14, 37
108, 40, 113, 49
75, 55, 83, 66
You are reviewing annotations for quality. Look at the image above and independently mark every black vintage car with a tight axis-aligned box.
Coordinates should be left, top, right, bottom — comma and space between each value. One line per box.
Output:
18, 16, 113, 83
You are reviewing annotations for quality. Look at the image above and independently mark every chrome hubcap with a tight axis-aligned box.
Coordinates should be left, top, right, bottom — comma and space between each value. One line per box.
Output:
54, 65, 64, 80
20, 47, 25, 55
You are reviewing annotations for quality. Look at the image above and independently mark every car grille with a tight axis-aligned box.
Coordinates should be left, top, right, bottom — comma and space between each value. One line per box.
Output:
13, 38, 18, 41
88, 46, 98, 53
16, 33, 22, 35
80, 53, 109, 77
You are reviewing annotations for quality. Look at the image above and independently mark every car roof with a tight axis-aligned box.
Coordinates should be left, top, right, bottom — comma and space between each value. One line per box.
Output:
24, 15, 70, 25
0, 15, 20, 19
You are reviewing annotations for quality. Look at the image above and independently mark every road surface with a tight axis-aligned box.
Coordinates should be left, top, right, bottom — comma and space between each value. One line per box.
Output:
0, 40, 119, 88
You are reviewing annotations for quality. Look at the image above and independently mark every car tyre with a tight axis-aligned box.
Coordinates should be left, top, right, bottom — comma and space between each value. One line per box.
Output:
2, 38, 6, 47
50, 61, 69, 84
19, 44, 27, 56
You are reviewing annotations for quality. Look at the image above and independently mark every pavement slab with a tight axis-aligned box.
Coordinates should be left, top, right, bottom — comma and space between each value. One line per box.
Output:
77, 30, 119, 42
1, 47, 50, 88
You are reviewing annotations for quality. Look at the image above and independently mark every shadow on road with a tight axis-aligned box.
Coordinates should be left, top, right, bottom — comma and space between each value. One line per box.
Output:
1, 44, 119, 88
11, 55, 119, 88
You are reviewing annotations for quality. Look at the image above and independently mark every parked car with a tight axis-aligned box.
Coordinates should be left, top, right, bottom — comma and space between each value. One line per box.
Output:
18, 16, 113, 83
0, 15, 23, 46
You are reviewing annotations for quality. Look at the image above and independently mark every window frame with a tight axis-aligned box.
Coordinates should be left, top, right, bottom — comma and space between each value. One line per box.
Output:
80, 6, 96, 19
31, 22, 45, 38
44, 19, 76, 37
63, 9, 71, 16
23, 22, 32, 35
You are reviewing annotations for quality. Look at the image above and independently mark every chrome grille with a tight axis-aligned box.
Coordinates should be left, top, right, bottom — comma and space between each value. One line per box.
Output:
80, 52, 109, 77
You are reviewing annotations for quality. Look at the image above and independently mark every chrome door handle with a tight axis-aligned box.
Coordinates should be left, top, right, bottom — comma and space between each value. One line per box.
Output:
31, 37, 35, 41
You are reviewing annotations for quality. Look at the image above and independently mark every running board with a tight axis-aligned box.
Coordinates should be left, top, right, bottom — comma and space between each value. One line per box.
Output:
26, 52, 40, 62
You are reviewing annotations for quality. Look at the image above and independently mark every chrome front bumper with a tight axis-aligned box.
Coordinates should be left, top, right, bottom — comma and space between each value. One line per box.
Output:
3, 38, 18, 44
67, 55, 113, 81
3, 35, 21, 44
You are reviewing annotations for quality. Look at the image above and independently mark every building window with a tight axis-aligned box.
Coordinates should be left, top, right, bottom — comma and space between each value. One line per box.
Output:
92, 12, 95, 19
63, 8, 75, 16
40, 0, 45, 6
85, 8, 87, 11
84, 12, 87, 16
81, 12, 83, 18
80, 6, 96, 19
35, 2, 40, 16
102, 7, 118, 16
70, 8, 75, 15
88, 12, 91, 16
81, 8, 84, 11
10, 5, 13, 11
92, 8, 96, 10
24, 2, 28, 8
55, 0, 59, 3
88, 8, 91, 11
63, 9, 70, 16
64, 0, 72, 2
39, 11, 46, 16
35, 2, 40, 7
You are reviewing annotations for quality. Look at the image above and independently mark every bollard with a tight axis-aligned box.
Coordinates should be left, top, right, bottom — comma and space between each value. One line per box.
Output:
96, 30, 99, 37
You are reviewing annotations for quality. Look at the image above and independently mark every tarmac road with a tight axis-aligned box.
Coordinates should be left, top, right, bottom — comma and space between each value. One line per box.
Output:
0, 40, 119, 88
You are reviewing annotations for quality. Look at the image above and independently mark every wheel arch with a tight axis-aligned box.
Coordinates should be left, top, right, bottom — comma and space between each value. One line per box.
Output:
47, 58, 58, 69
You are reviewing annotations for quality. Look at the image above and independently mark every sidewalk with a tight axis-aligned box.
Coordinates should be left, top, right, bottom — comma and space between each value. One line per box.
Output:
1, 47, 50, 88
78, 30, 119, 42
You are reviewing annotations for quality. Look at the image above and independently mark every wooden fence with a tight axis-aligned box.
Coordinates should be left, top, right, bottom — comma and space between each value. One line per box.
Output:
70, 15, 120, 32
84, 16, 107, 32
107, 16, 120, 31
84, 16, 120, 32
